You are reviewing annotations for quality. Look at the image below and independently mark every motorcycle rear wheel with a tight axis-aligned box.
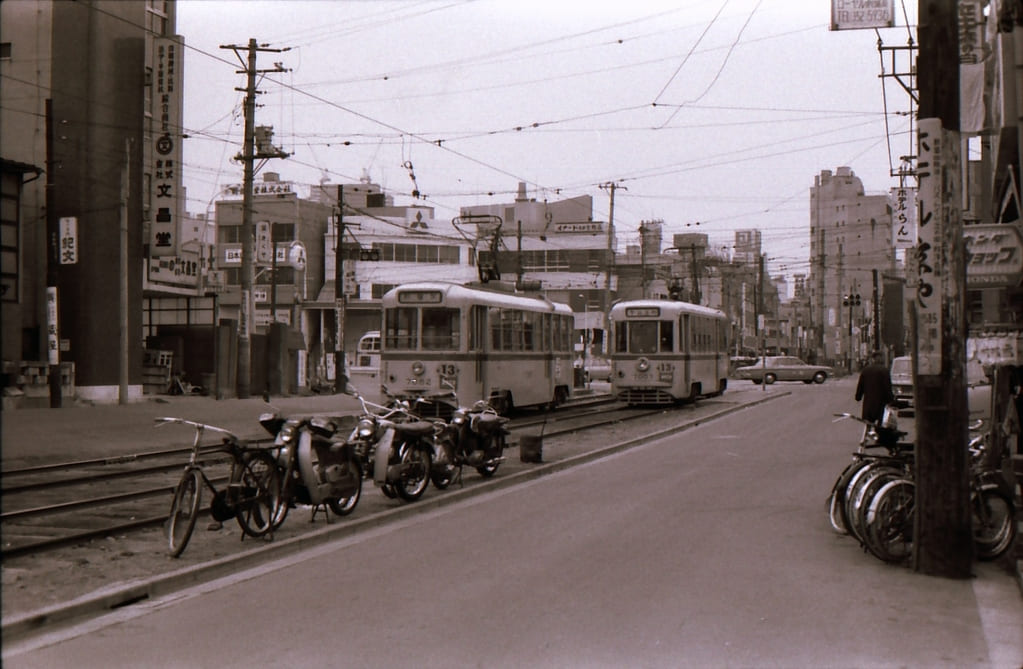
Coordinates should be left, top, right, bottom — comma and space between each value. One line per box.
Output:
431, 464, 455, 490
167, 468, 202, 558
395, 446, 431, 502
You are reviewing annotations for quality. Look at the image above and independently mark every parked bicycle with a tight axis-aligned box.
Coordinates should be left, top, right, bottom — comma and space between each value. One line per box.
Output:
156, 417, 281, 558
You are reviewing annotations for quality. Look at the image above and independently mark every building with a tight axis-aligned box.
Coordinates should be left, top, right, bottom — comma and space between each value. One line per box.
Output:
1, 0, 185, 403
809, 167, 896, 366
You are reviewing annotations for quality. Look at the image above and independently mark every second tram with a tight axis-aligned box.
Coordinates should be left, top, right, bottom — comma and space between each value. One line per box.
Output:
610, 299, 730, 405
380, 282, 575, 415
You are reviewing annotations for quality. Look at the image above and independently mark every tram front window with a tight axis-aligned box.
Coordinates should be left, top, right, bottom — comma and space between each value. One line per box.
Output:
422, 307, 460, 350
385, 307, 418, 350
616, 321, 673, 354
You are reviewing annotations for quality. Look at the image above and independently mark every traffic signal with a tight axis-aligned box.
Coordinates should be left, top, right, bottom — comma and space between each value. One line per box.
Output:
668, 279, 683, 301
359, 248, 381, 262
842, 293, 861, 307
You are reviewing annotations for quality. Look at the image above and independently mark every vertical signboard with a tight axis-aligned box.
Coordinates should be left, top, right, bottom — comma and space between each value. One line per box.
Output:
915, 118, 960, 375
890, 186, 916, 249
58, 216, 78, 264
150, 37, 184, 256
46, 286, 60, 365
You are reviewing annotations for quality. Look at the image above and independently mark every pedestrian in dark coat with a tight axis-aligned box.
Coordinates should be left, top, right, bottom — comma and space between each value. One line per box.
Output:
855, 350, 894, 424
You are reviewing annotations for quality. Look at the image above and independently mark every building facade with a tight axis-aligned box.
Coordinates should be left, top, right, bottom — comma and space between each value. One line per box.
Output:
1, 0, 184, 402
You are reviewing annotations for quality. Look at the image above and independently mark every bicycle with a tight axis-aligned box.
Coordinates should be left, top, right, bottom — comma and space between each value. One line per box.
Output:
156, 417, 282, 558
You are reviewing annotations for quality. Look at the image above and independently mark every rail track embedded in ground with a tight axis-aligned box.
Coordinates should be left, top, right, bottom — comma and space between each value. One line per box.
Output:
1, 396, 673, 560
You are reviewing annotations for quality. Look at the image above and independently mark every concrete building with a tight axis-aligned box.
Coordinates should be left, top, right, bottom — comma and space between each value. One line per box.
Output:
1, 0, 185, 403
809, 167, 895, 366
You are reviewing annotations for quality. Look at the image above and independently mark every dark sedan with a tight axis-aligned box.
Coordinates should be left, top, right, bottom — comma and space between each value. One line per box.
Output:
734, 356, 833, 385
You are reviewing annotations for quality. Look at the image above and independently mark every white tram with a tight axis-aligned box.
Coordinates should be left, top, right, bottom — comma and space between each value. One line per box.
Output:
609, 299, 730, 405
380, 282, 575, 414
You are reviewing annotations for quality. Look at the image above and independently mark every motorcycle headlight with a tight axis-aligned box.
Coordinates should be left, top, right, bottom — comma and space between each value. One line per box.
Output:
357, 417, 375, 439
280, 422, 298, 444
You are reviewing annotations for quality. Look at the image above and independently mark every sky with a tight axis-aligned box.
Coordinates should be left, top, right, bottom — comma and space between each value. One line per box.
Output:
177, 0, 920, 284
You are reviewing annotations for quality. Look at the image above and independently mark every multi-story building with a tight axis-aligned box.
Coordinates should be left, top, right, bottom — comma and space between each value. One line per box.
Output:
1, 0, 186, 402
809, 167, 896, 366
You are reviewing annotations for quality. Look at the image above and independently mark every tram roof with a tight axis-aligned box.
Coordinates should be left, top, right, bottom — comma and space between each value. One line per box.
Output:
609, 299, 726, 319
382, 281, 572, 313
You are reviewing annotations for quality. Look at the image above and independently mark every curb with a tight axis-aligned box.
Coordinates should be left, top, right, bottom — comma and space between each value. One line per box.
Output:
2, 390, 788, 642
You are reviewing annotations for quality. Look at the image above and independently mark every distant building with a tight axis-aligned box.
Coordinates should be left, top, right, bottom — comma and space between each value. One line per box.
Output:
809, 167, 895, 365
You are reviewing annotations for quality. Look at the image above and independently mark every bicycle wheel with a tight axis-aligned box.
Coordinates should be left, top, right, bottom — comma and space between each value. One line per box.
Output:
865, 478, 915, 563
828, 459, 867, 534
233, 450, 281, 538
167, 467, 203, 558
848, 465, 901, 545
973, 489, 1016, 561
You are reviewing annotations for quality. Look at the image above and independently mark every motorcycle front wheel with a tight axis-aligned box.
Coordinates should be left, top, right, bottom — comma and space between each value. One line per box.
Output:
395, 446, 431, 502
973, 489, 1016, 560
233, 450, 281, 538
327, 459, 363, 516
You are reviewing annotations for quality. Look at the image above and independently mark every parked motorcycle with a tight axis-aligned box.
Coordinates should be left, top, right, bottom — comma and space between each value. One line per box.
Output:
258, 409, 363, 528
345, 390, 439, 502
967, 422, 1018, 561
430, 392, 511, 489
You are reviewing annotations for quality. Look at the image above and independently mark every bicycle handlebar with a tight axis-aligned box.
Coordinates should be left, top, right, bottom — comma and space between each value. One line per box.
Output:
154, 416, 240, 441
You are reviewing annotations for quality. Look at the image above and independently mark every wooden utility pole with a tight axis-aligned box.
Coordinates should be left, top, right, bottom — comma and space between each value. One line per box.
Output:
334, 185, 348, 393
44, 98, 61, 408
221, 39, 290, 399
600, 181, 624, 351
119, 139, 130, 404
913, 0, 971, 577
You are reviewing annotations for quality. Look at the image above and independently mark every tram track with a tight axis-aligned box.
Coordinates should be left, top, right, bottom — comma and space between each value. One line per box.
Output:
0, 397, 657, 560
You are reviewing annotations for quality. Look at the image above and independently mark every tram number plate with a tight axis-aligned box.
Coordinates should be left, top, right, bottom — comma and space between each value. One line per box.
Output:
635, 372, 650, 380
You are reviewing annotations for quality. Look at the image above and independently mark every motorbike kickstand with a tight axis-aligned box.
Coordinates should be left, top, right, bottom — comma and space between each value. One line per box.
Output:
310, 503, 333, 524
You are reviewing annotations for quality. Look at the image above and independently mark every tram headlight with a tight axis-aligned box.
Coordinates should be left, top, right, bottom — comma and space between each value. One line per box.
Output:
636, 357, 650, 372
411, 361, 425, 376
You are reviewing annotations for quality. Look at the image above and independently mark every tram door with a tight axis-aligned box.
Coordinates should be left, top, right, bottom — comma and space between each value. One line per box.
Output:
470, 305, 487, 400
680, 314, 691, 392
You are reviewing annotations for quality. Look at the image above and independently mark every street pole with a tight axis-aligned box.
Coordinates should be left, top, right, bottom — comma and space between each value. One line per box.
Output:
221, 39, 290, 399
914, 0, 971, 578
334, 185, 348, 393
600, 181, 623, 354
119, 139, 130, 405
44, 98, 62, 408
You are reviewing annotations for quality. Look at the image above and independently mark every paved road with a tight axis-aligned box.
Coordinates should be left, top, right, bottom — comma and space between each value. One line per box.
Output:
4, 381, 1021, 668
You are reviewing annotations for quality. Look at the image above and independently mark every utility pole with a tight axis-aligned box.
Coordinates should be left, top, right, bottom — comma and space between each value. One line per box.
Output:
221, 39, 290, 399
44, 98, 61, 408
872, 268, 880, 351
639, 223, 648, 299
913, 0, 971, 578
600, 182, 624, 351
119, 139, 131, 405
334, 185, 348, 393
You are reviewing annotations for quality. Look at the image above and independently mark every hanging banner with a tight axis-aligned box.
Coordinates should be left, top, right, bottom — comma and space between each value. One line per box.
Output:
150, 36, 185, 256
959, 0, 987, 135
59, 217, 78, 264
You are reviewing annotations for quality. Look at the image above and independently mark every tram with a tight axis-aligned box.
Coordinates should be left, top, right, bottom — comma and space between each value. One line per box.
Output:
380, 282, 575, 415
609, 299, 730, 405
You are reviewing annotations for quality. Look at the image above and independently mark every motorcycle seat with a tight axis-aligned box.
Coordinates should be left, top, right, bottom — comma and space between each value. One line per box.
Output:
473, 413, 505, 432
395, 421, 436, 437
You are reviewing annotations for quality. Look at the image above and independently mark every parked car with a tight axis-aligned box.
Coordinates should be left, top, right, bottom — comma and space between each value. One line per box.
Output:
890, 356, 913, 407
733, 356, 833, 384
889, 355, 991, 416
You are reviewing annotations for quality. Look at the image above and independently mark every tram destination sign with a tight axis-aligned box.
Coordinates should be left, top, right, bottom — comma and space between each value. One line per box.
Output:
625, 307, 660, 318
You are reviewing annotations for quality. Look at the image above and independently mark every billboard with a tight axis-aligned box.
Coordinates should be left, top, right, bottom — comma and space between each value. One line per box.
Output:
830, 0, 895, 31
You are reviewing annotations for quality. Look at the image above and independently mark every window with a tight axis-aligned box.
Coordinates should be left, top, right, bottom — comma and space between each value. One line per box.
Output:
1, 185, 19, 302
422, 307, 460, 350
219, 225, 241, 244
385, 307, 418, 350
616, 321, 672, 354
490, 308, 526, 351
372, 283, 397, 299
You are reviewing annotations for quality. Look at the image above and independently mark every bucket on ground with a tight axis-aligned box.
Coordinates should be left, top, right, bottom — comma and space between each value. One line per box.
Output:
520, 434, 543, 463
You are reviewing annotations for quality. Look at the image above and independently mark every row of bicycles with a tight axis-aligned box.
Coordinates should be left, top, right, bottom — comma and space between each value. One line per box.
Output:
826, 408, 1018, 564
157, 387, 511, 558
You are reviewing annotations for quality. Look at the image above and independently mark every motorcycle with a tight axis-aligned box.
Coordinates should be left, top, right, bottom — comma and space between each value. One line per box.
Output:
345, 390, 440, 502
967, 421, 1018, 561
429, 392, 511, 490
258, 409, 363, 528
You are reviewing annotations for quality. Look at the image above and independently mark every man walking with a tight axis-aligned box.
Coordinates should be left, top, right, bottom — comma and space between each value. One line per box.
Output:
855, 351, 894, 440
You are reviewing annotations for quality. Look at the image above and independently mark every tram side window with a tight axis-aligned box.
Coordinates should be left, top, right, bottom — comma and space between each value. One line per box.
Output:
385, 307, 418, 350
560, 315, 573, 351
659, 320, 674, 352
469, 305, 487, 351
490, 307, 524, 351
422, 307, 460, 350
